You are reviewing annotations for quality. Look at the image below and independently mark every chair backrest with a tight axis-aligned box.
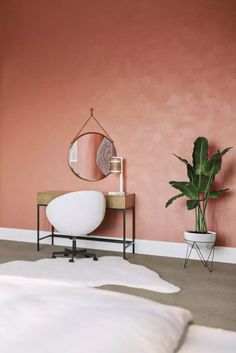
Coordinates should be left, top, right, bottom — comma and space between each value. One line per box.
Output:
46, 191, 106, 236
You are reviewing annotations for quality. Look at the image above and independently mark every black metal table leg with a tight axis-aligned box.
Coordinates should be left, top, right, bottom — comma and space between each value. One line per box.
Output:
132, 206, 135, 254
37, 204, 40, 251
123, 209, 126, 259
51, 226, 54, 245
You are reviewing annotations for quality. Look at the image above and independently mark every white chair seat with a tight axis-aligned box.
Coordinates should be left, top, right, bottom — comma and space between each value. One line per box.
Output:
46, 191, 106, 262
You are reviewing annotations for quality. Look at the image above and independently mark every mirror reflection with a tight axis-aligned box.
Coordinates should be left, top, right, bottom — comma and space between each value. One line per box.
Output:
68, 132, 116, 181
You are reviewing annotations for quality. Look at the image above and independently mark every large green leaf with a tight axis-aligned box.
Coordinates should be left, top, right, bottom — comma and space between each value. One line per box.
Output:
220, 147, 232, 157
165, 193, 184, 208
192, 137, 208, 175
187, 164, 195, 182
186, 199, 199, 210
173, 154, 195, 182
173, 154, 189, 165
169, 181, 199, 199
196, 175, 212, 193
206, 188, 229, 199
204, 152, 222, 178
204, 147, 232, 178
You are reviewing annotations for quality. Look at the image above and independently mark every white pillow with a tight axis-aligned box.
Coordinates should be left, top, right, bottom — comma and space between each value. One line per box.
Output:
0, 276, 192, 353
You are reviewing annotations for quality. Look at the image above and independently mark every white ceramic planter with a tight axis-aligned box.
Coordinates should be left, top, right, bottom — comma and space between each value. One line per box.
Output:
184, 231, 216, 249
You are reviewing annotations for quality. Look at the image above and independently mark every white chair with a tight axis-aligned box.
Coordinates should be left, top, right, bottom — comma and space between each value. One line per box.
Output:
46, 191, 106, 262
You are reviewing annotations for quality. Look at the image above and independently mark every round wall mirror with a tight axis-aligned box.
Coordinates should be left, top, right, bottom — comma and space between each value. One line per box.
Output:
68, 132, 116, 181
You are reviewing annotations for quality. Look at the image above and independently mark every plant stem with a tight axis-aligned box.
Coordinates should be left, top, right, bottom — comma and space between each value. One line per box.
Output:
197, 202, 207, 233
199, 203, 203, 232
197, 204, 201, 232
202, 200, 208, 232
198, 174, 202, 232
195, 207, 198, 231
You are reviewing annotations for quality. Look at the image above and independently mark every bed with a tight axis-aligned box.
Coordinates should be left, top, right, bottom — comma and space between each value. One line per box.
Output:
0, 275, 235, 353
179, 325, 236, 353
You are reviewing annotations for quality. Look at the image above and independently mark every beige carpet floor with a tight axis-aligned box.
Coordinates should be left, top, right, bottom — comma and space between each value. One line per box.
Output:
0, 239, 235, 331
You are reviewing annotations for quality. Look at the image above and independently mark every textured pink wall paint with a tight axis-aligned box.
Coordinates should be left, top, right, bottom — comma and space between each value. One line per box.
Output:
1, 0, 236, 246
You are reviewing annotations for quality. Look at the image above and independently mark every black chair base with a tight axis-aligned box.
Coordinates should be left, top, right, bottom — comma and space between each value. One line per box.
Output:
52, 237, 98, 262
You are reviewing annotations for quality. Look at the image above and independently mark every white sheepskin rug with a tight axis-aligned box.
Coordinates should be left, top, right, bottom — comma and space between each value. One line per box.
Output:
0, 256, 180, 293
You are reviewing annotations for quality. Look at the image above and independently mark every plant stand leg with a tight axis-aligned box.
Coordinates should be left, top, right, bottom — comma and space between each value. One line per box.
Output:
206, 245, 215, 272
195, 242, 207, 267
184, 243, 194, 268
193, 242, 215, 273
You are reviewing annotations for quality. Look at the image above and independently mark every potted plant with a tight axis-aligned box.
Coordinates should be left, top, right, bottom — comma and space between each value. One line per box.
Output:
165, 136, 231, 249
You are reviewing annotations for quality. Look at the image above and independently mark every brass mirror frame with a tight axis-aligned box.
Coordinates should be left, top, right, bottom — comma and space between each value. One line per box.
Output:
68, 131, 116, 182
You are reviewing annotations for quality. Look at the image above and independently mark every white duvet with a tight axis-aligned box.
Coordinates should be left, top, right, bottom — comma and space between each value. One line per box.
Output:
0, 275, 192, 353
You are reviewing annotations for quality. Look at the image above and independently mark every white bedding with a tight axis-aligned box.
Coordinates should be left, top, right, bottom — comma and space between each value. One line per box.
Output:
1, 274, 235, 353
0, 275, 191, 353
178, 325, 236, 353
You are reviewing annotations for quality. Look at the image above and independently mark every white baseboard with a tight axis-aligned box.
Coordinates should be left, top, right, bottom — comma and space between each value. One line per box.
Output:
0, 227, 236, 264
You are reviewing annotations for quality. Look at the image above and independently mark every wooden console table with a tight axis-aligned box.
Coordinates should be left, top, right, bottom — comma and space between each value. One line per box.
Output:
37, 191, 135, 259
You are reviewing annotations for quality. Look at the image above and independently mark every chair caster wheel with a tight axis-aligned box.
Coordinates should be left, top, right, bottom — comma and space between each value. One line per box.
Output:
93, 256, 98, 261
69, 258, 74, 263
52, 255, 56, 259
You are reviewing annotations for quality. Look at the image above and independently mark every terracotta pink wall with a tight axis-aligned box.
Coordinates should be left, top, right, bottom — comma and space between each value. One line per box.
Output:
1, 0, 236, 246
